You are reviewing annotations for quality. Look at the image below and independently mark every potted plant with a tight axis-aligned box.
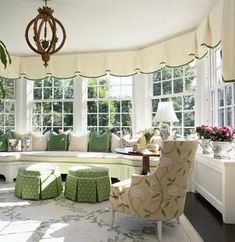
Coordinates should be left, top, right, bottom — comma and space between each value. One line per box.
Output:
0, 40, 11, 99
210, 126, 235, 159
196, 125, 213, 154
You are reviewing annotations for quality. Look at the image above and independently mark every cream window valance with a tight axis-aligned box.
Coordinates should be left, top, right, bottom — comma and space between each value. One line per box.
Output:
0, 0, 234, 82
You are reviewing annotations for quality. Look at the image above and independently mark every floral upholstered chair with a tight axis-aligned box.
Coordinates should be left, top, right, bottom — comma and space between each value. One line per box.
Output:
110, 140, 198, 241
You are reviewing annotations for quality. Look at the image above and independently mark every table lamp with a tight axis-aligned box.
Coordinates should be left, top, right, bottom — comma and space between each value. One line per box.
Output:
153, 101, 179, 140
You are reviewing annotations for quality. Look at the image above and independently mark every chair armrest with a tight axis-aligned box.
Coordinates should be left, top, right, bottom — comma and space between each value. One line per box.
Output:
110, 178, 131, 196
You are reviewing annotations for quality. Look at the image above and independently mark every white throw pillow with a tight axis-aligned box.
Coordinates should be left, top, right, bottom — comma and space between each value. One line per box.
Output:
31, 133, 49, 151
111, 133, 121, 152
68, 132, 90, 151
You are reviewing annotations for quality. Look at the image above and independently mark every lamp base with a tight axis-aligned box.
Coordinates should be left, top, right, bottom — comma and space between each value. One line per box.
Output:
160, 123, 170, 140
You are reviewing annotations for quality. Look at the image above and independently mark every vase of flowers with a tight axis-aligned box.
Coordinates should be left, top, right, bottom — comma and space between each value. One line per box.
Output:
139, 128, 156, 144
138, 128, 156, 151
196, 125, 213, 154
210, 126, 235, 159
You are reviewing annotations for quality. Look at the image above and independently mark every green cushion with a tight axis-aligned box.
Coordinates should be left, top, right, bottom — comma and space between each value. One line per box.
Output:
15, 163, 63, 200
88, 131, 110, 152
65, 165, 110, 202
68, 166, 109, 178
48, 132, 68, 151
18, 164, 55, 177
0, 132, 12, 151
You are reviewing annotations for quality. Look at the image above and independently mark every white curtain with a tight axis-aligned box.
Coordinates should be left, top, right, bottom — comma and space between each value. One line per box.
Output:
0, 0, 232, 81
221, 0, 235, 82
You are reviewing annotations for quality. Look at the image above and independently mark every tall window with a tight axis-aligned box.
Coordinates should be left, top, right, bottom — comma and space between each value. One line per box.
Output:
152, 63, 196, 137
86, 75, 133, 136
210, 47, 235, 127
0, 78, 16, 133
32, 78, 74, 133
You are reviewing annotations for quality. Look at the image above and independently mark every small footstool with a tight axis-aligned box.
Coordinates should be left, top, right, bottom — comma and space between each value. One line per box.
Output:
65, 166, 110, 203
15, 163, 63, 200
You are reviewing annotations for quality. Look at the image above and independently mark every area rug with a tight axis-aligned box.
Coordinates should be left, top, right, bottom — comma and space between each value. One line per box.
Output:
0, 187, 203, 242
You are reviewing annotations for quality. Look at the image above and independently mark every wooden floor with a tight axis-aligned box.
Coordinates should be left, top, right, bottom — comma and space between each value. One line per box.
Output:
184, 192, 235, 242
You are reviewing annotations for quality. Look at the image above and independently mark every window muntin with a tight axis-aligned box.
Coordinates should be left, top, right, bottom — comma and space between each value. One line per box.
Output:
0, 78, 16, 133
210, 47, 235, 127
152, 63, 196, 137
86, 76, 133, 136
32, 78, 74, 133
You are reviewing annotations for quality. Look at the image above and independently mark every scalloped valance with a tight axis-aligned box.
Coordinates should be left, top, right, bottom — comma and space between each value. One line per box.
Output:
0, 0, 234, 82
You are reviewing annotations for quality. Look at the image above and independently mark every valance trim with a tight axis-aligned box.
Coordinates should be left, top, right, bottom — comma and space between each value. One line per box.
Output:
0, 0, 231, 81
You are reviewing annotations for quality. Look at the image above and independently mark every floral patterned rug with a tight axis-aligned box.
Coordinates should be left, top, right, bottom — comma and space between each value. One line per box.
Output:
0, 187, 202, 242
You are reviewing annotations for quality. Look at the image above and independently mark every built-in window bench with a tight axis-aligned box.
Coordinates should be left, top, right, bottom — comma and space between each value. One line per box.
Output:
0, 151, 160, 183
194, 152, 235, 224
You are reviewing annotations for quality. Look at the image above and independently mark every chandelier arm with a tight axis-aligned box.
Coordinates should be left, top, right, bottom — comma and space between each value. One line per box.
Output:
25, 18, 43, 55
50, 18, 66, 54
35, 18, 46, 53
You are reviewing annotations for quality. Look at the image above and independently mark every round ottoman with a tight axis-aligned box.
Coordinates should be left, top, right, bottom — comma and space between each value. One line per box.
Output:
15, 163, 63, 200
65, 166, 110, 203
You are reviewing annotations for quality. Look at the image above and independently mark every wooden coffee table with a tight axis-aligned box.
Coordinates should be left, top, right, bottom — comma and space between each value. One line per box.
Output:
115, 148, 160, 175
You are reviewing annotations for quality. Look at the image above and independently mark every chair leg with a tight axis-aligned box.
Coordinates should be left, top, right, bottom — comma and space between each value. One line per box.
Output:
157, 221, 162, 241
111, 210, 115, 228
176, 216, 180, 224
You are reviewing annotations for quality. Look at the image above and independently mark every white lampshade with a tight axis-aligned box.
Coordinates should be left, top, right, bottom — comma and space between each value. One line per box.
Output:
153, 101, 179, 123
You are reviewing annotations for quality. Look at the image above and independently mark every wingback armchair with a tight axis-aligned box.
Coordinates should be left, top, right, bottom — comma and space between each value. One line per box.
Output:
110, 140, 198, 241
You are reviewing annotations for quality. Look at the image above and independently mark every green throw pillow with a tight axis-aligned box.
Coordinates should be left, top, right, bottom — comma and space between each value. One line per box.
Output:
0, 131, 12, 152
48, 132, 68, 151
88, 131, 111, 152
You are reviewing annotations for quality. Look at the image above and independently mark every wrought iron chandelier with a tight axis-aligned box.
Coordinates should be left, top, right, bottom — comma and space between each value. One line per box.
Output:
25, 0, 66, 67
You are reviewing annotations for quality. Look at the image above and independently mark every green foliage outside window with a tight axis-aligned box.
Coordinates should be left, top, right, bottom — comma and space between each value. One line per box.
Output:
0, 78, 15, 133
87, 76, 133, 136
32, 78, 74, 133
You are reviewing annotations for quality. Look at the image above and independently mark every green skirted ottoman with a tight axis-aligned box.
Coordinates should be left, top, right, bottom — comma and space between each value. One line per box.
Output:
65, 166, 110, 203
15, 163, 63, 200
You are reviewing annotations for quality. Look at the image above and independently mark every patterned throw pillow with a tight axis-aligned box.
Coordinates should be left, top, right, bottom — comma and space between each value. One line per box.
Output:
120, 135, 139, 148
88, 131, 111, 152
8, 139, 22, 152
21, 137, 32, 151
48, 132, 69, 151
11, 131, 32, 151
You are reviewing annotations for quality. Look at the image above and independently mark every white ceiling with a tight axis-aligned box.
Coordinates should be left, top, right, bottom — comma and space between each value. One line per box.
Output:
0, 0, 220, 56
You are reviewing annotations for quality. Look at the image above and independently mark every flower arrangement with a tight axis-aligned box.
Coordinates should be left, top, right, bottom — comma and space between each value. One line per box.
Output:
210, 126, 235, 142
196, 125, 213, 139
139, 128, 156, 144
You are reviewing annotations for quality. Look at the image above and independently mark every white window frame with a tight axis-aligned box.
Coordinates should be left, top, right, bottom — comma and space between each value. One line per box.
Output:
31, 77, 74, 133
0, 78, 16, 133
86, 75, 134, 136
151, 64, 196, 137
209, 47, 235, 127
